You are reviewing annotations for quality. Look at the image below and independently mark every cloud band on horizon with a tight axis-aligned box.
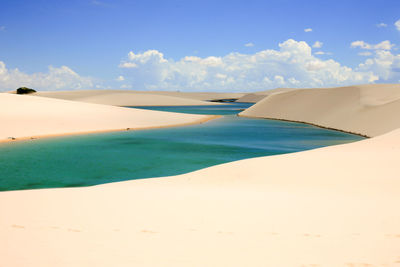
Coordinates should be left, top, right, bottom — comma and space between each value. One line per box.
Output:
1, 38, 399, 92
117, 39, 383, 91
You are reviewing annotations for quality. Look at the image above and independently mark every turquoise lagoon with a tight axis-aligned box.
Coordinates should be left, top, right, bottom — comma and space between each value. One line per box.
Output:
0, 103, 363, 191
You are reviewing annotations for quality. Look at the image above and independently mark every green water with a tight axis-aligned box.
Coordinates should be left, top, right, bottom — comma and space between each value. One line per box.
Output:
0, 103, 363, 191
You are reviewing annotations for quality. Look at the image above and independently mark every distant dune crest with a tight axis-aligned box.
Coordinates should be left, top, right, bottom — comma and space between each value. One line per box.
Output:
33, 90, 245, 106
240, 84, 400, 137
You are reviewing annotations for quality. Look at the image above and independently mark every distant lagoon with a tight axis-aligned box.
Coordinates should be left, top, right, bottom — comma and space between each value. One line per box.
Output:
0, 103, 364, 191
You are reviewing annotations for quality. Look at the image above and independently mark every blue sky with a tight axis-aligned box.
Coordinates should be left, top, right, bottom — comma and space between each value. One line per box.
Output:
0, 0, 399, 91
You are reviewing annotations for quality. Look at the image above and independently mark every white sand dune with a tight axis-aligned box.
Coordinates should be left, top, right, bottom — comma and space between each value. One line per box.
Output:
1, 128, 399, 267
0, 93, 215, 142
55, 92, 224, 106
236, 87, 296, 103
33, 90, 245, 106
240, 84, 400, 137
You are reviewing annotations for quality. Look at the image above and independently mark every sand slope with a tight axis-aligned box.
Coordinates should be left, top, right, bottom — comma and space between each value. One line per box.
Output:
240, 84, 400, 137
0, 93, 215, 142
33, 90, 245, 106
1, 127, 400, 267
236, 88, 296, 103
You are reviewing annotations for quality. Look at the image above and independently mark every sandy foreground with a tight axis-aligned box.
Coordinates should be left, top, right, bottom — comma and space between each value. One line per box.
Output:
32, 90, 245, 106
1, 85, 400, 266
0, 93, 215, 142
1, 127, 400, 267
240, 84, 400, 137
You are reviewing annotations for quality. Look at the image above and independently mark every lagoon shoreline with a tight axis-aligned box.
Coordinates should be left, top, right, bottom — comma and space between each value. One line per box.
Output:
0, 114, 220, 144
239, 114, 370, 138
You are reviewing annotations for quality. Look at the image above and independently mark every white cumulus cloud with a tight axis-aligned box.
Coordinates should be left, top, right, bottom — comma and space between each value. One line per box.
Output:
351, 40, 394, 50
116, 75, 125, 81
350, 39, 400, 82
128, 50, 167, 64
304, 28, 312, 32
119, 62, 138, 68
374, 40, 395, 50
351, 40, 372, 49
118, 39, 379, 91
395, 19, 400, 31
0, 62, 94, 91
245, 42, 254, 47
357, 50, 400, 81
376, 23, 387, 28
312, 41, 323, 48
